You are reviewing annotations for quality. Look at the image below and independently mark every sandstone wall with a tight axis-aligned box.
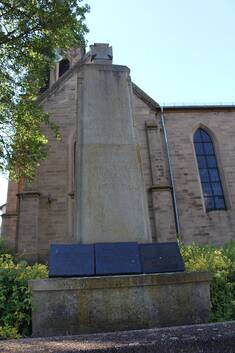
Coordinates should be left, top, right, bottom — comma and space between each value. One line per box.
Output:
2, 69, 235, 260
163, 108, 235, 245
133, 94, 176, 242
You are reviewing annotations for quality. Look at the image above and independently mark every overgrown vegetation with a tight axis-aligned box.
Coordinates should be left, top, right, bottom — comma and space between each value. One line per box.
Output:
0, 250, 47, 340
0, 240, 234, 339
180, 240, 235, 322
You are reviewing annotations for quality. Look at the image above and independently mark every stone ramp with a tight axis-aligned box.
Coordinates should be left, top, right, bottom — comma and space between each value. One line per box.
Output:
0, 322, 234, 353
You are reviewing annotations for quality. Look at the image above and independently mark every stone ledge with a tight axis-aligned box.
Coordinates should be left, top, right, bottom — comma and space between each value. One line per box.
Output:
149, 185, 173, 192
0, 321, 234, 353
29, 271, 211, 291
1, 213, 17, 219
17, 191, 41, 198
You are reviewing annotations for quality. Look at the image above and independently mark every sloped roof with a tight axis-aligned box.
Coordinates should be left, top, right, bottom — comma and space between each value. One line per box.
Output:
37, 54, 235, 112
0, 203, 6, 213
37, 56, 161, 112
132, 83, 160, 110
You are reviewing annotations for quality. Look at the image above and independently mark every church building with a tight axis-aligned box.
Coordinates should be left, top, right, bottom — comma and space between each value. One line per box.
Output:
1, 43, 235, 262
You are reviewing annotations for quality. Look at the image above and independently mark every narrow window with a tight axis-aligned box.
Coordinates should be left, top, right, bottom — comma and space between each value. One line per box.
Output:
39, 68, 50, 93
194, 128, 226, 211
59, 58, 70, 77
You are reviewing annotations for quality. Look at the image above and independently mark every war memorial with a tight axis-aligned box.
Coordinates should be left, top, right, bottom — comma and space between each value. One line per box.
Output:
1, 42, 235, 353
26, 44, 211, 337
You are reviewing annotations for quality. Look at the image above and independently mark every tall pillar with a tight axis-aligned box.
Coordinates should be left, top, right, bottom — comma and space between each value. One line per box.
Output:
145, 121, 176, 241
17, 191, 40, 262
75, 45, 151, 243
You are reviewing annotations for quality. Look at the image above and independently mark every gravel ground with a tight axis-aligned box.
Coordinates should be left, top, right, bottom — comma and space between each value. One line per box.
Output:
0, 321, 234, 353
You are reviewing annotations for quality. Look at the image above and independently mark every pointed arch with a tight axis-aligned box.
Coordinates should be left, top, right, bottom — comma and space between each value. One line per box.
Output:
193, 127, 226, 212
59, 58, 70, 77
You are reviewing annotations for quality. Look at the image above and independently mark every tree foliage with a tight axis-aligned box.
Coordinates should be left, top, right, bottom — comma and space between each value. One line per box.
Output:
0, 0, 89, 180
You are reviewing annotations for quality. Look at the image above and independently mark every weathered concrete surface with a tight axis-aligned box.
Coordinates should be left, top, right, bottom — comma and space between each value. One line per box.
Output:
29, 272, 211, 337
0, 321, 235, 353
75, 64, 151, 244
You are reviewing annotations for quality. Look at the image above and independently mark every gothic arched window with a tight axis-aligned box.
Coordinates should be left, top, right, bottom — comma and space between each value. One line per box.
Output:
193, 128, 226, 211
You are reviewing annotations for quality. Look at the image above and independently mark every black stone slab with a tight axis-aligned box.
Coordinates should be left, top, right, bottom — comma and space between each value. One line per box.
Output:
140, 242, 185, 273
49, 244, 95, 277
95, 242, 141, 276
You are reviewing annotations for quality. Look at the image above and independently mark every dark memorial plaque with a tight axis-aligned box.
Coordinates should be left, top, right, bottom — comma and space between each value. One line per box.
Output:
95, 242, 141, 276
140, 242, 185, 274
49, 244, 95, 277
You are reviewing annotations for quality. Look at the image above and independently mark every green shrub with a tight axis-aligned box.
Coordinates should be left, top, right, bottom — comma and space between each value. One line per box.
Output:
0, 253, 48, 339
180, 241, 235, 322
0, 240, 234, 339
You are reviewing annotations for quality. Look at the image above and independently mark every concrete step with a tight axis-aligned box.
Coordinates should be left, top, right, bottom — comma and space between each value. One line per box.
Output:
0, 321, 234, 353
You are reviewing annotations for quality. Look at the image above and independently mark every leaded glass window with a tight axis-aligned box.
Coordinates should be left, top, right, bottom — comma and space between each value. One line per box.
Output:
193, 128, 226, 211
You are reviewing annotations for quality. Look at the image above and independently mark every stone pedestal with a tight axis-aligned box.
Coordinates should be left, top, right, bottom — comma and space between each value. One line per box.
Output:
29, 272, 211, 337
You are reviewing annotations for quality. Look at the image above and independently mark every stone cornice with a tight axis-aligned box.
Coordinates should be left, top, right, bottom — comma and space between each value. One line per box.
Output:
149, 185, 173, 192
17, 191, 41, 198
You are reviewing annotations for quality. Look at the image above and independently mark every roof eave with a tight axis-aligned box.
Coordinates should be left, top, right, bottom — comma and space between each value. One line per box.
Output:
132, 83, 160, 111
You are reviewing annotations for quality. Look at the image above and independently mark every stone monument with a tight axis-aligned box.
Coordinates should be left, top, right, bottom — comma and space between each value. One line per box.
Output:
29, 44, 211, 337
74, 44, 151, 244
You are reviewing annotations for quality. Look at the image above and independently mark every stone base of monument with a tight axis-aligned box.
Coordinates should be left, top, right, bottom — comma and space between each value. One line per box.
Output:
29, 271, 211, 337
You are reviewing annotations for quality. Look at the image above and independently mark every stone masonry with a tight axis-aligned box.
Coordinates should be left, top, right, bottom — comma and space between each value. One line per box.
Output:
1, 44, 235, 261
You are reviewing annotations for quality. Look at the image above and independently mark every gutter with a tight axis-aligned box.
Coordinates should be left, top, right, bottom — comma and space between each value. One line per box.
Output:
163, 104, 235, 111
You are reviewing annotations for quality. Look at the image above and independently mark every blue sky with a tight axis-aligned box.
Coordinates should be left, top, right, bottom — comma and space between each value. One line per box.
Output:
1, 0, 235, 205
86, 0, 235, 103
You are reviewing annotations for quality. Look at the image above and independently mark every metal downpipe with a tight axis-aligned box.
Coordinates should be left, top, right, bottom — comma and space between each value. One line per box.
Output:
160, 106, 181, 234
